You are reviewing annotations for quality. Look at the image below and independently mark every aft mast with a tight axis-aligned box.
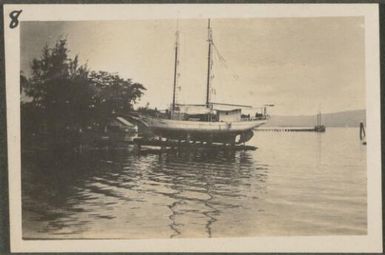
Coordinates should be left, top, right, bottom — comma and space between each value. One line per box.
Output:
206, 19, 213, 108
317, 112, 321, 126
171, 21, 180, 112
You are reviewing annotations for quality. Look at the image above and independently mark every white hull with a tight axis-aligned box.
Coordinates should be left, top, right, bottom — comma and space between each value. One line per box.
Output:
129, 115, 267, 144
141, 116, 266, 133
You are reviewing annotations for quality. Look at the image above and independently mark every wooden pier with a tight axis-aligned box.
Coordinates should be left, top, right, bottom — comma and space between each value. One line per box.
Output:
256, 126, 325, 132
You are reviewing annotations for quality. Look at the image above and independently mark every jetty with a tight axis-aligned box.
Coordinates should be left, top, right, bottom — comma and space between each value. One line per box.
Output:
257, 111, 327, 132
256, 127, 324, 132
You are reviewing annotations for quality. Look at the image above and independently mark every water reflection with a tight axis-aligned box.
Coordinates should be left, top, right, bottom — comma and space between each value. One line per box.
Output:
22, 129, 367, 238
22, 147, 269, 239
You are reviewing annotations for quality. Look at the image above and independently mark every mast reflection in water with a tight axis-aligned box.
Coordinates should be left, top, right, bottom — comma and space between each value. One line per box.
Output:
22, 146, 268, 239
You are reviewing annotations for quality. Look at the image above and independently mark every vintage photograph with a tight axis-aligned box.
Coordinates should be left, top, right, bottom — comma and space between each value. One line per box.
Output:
4, 3, 382, 253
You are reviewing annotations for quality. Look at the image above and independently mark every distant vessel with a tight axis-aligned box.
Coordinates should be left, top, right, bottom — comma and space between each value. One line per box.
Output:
131, 19, 268, 144
314, 112, 326, 132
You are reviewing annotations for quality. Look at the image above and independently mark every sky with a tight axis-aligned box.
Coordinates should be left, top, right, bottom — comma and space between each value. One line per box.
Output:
20, 17, 365, 116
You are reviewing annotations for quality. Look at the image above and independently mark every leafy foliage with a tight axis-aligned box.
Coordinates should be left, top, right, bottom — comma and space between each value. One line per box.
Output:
89, 71, 145, 127
21, 39, 145, 144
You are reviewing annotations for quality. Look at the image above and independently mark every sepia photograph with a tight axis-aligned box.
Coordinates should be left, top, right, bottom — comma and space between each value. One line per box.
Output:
4, 3, 382, 253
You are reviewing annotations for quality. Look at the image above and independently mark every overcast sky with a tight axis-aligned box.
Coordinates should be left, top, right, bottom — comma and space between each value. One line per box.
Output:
21, 17, 365, 115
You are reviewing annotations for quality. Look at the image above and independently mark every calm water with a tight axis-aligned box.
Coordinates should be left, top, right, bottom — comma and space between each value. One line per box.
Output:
22, 128, 367, 239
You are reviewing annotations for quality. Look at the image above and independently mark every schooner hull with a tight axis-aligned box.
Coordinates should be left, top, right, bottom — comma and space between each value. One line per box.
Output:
136, 116, 266, 144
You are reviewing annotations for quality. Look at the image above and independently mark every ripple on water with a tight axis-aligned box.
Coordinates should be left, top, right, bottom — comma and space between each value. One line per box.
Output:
22, 128, 367, 239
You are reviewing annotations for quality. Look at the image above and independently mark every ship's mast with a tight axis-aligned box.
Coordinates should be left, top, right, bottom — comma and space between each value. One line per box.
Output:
206, 19, 213, 108
316, 111, 322, 126
171, 22, 179, 112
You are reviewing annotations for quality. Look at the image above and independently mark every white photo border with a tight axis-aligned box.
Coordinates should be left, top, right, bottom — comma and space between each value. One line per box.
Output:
4, 3, 382, 253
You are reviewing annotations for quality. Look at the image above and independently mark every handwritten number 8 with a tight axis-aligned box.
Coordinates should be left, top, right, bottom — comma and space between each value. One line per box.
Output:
9, 10, 22, 29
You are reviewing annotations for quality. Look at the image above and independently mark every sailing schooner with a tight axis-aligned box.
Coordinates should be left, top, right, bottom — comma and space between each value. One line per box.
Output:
130, 19, 269, 145
314, 112, 326, 132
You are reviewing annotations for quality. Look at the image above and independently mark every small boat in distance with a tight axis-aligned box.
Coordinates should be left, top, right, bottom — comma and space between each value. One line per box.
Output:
130, 19, 269, 145
314, 111, 326, 132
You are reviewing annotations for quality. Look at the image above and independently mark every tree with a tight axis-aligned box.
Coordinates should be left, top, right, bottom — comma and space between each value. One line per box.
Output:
89, 71, 146, 127
21, 39, 146, 145
22, 40, 92, 139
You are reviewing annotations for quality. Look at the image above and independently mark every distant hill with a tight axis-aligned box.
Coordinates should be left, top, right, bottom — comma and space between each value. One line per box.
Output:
265, 109, 366, 127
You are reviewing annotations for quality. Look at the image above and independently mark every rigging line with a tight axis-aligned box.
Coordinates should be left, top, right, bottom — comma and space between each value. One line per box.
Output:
212, 42, 240, 80
212, 43, 227, 66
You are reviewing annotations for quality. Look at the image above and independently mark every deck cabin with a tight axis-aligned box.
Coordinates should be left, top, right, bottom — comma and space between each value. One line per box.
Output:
216, 109, 241, 122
